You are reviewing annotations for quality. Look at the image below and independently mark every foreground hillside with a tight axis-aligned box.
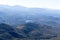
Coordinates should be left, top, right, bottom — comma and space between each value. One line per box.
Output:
0, 23, 57, 40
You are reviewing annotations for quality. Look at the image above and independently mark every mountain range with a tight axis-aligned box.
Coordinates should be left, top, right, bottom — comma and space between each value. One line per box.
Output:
0, 5, 60, 40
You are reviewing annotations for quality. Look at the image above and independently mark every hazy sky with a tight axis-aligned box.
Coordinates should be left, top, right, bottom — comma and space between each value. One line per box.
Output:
0, 0, 60, 9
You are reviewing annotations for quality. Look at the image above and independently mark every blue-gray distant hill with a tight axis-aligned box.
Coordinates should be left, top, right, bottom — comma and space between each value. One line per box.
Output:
0, 5, 60, 27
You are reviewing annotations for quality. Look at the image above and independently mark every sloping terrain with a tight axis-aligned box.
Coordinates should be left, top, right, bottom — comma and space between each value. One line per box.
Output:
0, 23, 58, 40
16, 22, 57, 40
0, 23, 25, 40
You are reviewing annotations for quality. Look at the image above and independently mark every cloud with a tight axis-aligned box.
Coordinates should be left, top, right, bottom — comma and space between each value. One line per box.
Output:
0, 0, 60, 9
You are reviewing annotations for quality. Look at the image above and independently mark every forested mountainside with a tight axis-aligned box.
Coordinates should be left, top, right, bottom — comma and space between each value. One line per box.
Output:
0, 23, 57, 40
